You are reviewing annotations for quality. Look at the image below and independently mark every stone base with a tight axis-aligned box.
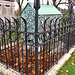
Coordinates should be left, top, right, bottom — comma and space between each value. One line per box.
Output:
0, 63, 20, 75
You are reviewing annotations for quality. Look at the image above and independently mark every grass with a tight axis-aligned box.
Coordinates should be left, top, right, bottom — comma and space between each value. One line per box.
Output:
56, 50, 75, 75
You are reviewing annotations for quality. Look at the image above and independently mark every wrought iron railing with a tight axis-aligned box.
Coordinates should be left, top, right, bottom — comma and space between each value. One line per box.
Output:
0, 1, 75, 74
0, 15, 75, 75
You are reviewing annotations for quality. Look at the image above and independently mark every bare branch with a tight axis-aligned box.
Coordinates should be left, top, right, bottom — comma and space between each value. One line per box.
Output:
21, 0, 24, 6
56, 0, 62, 7
60, 2, 69, 4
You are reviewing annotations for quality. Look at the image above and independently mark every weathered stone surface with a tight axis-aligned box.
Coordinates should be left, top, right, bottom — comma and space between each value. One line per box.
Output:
0, 64, 21, 75
0, 72, 4, 75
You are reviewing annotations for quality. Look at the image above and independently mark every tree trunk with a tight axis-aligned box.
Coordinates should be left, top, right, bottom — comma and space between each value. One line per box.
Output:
53, 0, 57, 8
19, 5, 21, 16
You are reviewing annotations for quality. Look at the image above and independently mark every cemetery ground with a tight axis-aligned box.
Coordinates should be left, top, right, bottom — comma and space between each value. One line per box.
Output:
0, 42, 64, 75
56, 50, 75, 75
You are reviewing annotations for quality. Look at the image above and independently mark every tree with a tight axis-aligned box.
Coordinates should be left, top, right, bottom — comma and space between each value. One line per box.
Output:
16, 0, 29, 16
16, 0, 74, 15
49, 0, 73, 8
52, 0, 62, 8
16, 0, 23, 15
47, 0, 49, 5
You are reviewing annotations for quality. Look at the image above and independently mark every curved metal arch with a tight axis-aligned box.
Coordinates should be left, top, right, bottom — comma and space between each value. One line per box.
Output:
43, 17, 50, 30
21, 17, 27, 33
4, 17, 11, 30
21, 17, 27, 26
0, 17, 9, 68
4, 17, 12, 40
63, 15, 69, 24
12, 17, 19, 33
59, 17, 64, 27
46, 17, 56, 41
4, 17, 10, 22
63, 16, 69, 32
12, 17, 21, 72
53, 17, 61, 33
49, 17, 56, 28
44, 17, 50, 24
39, 17, 50, 43
20, 17, 28, 74
21, 17, 30, 42
53, 16, 61, 39
0, 18, 4, 37
58, 18, 62, 26
12, 17, 27, 30
0, 18, 4, 25
42, 17, 60, 42
12, 17, 19, 39
12, 17, 18, 23
0, 17, 4, 28
59, 18, 62, 23
55, 16, 61, 25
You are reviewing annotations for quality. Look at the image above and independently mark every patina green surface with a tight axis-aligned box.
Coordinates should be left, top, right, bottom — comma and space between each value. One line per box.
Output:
21, 2, 61, 15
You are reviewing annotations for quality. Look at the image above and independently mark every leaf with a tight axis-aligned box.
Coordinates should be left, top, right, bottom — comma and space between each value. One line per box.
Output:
41, 57, 43, 59
28, 64, 31, 68
32, 57, 35, 60
15, 63, 18, 66
32, 70, 35, 74
66, 70, 69, 72
20, 69, 23, 72
72, 62, 74, 65
41, 69, 43, 72
57, 73, 61, 75
61, 70, 63, 72
38, 56, 40, 59
33, 61, 35, 64
65, 67, 67, 69
72, 57, 74, 59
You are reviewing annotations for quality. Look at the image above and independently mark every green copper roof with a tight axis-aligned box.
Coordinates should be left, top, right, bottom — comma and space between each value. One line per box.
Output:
39, 5, 61, 15
21, 2, 62, 15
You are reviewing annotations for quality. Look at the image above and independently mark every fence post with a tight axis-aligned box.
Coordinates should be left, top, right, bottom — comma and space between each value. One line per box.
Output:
67, 21, 70, 53
0, 18, 4, 63
4, 18, 10, 68
67, 3, 73, 52
21, 17, 28, 74
34, 0, 40, 75
69, 3, 73, 24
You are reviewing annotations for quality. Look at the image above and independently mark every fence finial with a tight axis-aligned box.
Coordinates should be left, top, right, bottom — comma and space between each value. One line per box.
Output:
34, 0, 40, 9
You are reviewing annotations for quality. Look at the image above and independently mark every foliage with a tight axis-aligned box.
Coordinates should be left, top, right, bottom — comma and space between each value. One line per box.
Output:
58, 8, 68, 15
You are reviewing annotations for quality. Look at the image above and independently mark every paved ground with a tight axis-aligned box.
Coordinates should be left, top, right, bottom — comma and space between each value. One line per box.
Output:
0, 72, 3, 75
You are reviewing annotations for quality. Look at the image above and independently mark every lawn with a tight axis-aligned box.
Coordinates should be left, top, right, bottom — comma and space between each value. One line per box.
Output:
57, 50, 75, 75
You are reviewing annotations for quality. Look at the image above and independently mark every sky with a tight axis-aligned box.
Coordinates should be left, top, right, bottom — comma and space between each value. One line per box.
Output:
14, 0, 75, 10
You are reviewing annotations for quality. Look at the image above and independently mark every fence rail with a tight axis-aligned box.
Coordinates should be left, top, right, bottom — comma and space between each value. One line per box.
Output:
0, 15, 75, 75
